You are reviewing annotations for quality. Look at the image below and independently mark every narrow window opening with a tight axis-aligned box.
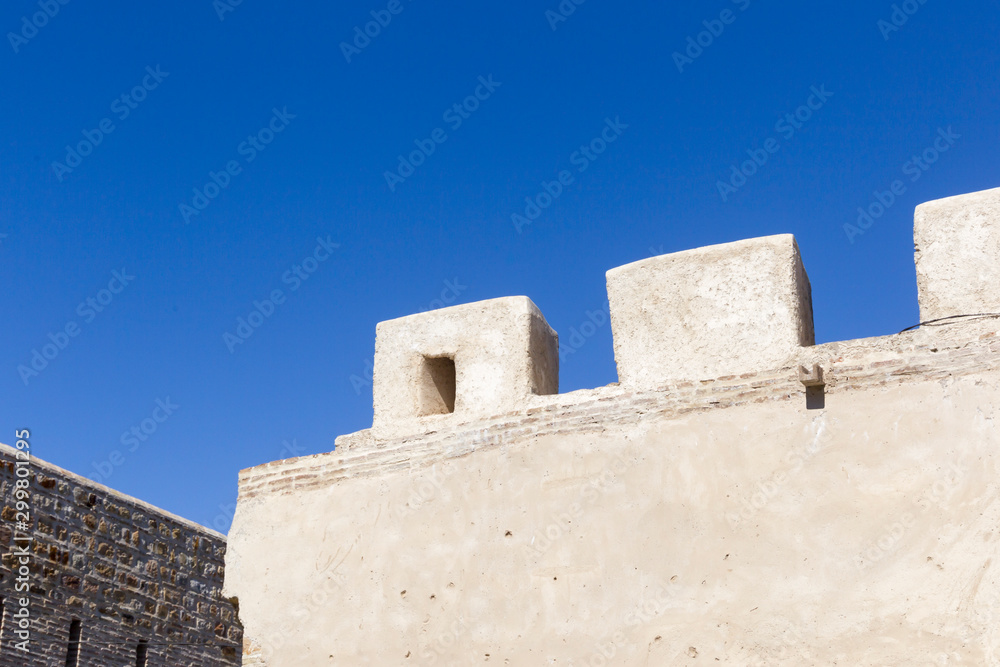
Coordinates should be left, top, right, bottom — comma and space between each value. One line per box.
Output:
418, 355, 456, 415
799, 364, 826, 411
136, 639, 148, 667
65, 619, 82, 667
806, 385, 825, 410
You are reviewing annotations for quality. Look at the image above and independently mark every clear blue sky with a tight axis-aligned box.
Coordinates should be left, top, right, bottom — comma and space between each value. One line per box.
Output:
2, 1, 997, 531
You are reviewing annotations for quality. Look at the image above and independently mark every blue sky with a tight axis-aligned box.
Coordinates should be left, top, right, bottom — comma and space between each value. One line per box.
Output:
2, 0, 997, 531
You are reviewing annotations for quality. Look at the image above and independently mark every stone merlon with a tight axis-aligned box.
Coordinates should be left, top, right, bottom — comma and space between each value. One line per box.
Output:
372, 296, 558, 439
607, 233, 814, 388
915, 185, 1000, 322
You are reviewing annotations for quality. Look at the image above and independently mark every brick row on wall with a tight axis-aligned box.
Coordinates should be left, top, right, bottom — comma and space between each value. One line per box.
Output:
239, 324, 1000, 500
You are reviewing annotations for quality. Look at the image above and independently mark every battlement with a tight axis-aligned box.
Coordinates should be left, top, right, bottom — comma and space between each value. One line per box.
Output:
361, 186, 997, 440
225, 186, 1000, 666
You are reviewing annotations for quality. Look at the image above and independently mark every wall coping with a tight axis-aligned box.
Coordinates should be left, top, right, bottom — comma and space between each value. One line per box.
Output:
0, 442, 226, 540
237, 319, 999, 500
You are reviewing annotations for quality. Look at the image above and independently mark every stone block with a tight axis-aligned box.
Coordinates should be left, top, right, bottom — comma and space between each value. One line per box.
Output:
914, 186, 1000, 322
606, 234, 814, 387
372, 296, 558, 437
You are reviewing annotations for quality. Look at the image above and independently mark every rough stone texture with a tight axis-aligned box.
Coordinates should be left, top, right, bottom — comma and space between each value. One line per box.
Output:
0, 446, 241, 666
915, 186, 1000, 322
225, 188, 1000, 665
606, 234, 814, 388
372, 296, 558, 439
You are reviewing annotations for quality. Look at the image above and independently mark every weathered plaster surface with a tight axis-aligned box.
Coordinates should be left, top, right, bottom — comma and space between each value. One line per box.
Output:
225, 187, 1000, 665
227, 321, 1000, 665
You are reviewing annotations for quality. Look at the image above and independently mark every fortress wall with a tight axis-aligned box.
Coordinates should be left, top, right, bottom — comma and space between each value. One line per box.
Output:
227, 319, 1000, 665
225, 186, 1000, 665
0, 445, 242, 666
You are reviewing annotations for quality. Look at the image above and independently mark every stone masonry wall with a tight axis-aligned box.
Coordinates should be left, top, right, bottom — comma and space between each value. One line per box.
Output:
0, 444, 241, 666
